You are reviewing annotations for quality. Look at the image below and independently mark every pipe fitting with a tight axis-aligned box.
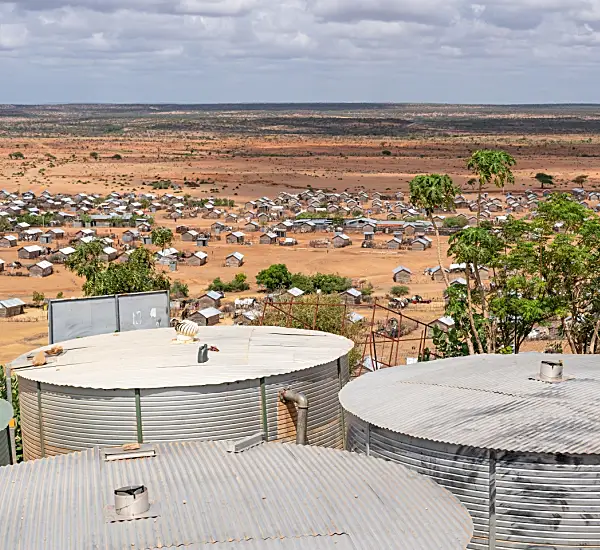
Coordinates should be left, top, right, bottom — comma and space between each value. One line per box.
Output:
278, 388, 309, 445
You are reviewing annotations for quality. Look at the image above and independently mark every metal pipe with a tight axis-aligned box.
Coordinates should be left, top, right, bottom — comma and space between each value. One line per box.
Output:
279, 389, 309, 445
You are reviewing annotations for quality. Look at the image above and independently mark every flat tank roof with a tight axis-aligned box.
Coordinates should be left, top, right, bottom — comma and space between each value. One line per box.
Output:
340, 353, 600, 455
11, 326, 354, 390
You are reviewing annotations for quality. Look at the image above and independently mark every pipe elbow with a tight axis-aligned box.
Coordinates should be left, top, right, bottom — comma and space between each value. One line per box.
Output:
279, 389, 309, 409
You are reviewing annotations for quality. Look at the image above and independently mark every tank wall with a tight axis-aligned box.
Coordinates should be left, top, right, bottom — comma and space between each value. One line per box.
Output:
265, 358, 346, 449
40, 384, 138, 456
345, 413, 600, 550
496, 451, 600, 550
140, 380, 262, 442
18, 351, 351, 460
18, 377, 42, 461
347, 414, 490, 549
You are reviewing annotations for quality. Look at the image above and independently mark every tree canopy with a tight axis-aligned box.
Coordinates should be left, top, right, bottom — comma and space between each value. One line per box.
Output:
65, 242, 170, 296
256, 264, 293, 291
151, 227, 174, 249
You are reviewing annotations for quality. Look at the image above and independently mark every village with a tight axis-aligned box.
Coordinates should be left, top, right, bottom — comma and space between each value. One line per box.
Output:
0, 181, 589, 363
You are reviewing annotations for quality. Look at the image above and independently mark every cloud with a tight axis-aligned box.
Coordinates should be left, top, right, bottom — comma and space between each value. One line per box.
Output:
0, 0, 599, 102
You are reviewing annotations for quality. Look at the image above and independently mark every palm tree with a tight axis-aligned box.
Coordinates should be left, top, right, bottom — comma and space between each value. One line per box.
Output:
409, 174, 459, 288
467, 150, 516, 224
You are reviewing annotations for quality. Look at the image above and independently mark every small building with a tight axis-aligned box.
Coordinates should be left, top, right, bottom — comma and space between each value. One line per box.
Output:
411, 237, 431, 251
54, 247, 76, 263
48, 228, 66, 240
211, 221, 226, 234
39, 233, 53, 245
117, 250, 134, 263
29, 260, 54, 278
100, 247, 118, 262
189, 306, 221, 326
225, 252, 244, 267
279, 237, 297, 246
259, 232, 278, 245
18, 245, 44, 260
0, 235, 17, 248
387, 237, 402, 250
341, 287, 362, 305
75, 229, 95, 239
196, 236, 209, 247
0, 298, 25, 318
188, 251, 208, 266
332, 234, 351, 248
181, 230, 200, 242
430, 315, 455, 334
392, 266, 412, 283
122, 229, 140, 243
197, 290, 223, 309
226, 231, 245, 244
430, 266, 450, 282
244, 221, 260, 232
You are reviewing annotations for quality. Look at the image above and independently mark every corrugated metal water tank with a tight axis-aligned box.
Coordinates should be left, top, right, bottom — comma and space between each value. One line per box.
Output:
340, 353, 600, 550
12, 326, 354, 460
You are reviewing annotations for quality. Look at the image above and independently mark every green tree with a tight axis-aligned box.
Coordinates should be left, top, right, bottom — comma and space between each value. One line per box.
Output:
66, 245, 170, 296
534, 172, 554, 189
90, 152, 99, 160
256, 264, 293, 291
0, 216, 11, 232
8, 151, 24, 160
443, 216, 468, 228
32, 291, 45, 306
111, 154, 123, 160
409, 173, 459, 288
572, 174, 588, 186
151, 227, 174, 250
390, 285, 409, 297
467, 150, 516, 224
170, 281, 189, 298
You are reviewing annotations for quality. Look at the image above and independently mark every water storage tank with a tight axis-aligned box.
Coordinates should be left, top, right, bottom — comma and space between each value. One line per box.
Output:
0, 439, 474, 549
12, 326, 353, 460
340, 353, 600, 550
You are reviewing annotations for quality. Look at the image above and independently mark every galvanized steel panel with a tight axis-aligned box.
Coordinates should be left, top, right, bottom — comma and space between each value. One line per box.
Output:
36, 384, 137, 458
117, 291, 170, 332
339, 353, 600, 455
368, 426, 490, 542
49, 295, 116, 344
18, 377, 41, 461
495, 451, 600, 549
0, 440, 473, 549
0, 429, 10, 466
265, 359, 344, 448
140, 381, 262, 443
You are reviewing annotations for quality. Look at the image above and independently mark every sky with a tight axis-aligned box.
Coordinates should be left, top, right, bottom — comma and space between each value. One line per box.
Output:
1, 0, 600, 104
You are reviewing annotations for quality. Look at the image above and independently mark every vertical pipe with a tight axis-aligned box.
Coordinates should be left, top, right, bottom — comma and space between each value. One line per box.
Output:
279, 389, 308, 445
48, 301, 54, 345
365, 422, 371, 457
259, 378, 268, 440
37, 381, 45, 458
134, 389, 143, 444
489, 449, 497, 550
115, 295, 122, 332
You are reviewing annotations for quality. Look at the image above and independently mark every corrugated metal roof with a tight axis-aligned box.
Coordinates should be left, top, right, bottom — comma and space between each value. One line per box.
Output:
0, 440, 472, 549
340, 353, 600, 455
0, 298, 25, 308
12, 326, 354, 390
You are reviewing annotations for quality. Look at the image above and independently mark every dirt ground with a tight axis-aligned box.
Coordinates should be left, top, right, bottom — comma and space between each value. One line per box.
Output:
1, 133, 598, 364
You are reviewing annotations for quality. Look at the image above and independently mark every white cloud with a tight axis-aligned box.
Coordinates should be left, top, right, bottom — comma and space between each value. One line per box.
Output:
0, 0, 599, 102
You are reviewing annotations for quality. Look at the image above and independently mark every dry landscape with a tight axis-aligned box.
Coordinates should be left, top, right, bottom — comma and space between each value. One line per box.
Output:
2, 103, 600, 364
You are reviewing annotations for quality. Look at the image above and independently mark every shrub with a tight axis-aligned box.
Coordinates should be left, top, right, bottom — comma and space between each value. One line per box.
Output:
390, 285, 410, 297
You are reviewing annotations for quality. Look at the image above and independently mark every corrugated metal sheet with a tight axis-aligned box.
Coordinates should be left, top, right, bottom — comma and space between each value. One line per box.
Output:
0, 429, 10, 466
496, 451, 600, 549
265, 361, 344, 448
140, 381, 262, 442
339, 353, 600, 454
0, 440, 473, 549
346, 414, 489, 547
17, 377, 41, 461
39, 384, 138, 456
20, 358, 349, 460
13, 327, 354, 390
